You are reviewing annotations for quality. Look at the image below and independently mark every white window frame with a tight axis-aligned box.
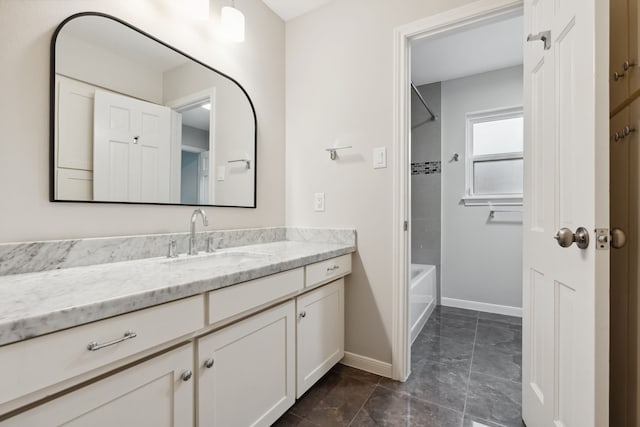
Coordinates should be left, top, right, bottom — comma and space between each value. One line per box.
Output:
462, 106, 524, 206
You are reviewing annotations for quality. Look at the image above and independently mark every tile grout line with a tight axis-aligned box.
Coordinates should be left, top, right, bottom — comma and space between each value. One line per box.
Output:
345, 375, 382, 427
460, 313, 480, 426
376, 381, 467, 415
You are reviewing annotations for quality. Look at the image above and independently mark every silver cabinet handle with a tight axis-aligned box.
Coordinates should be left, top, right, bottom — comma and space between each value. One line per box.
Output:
327, 265, 340, 272
299, 311, 307, 319
87, 330, 137, 351
181, 370, 193, 382
614, 60, 636, 81
204, 358, 215, 369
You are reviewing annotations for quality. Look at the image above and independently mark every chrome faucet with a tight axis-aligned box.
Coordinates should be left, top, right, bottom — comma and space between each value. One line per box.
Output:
189, 209, 209, 255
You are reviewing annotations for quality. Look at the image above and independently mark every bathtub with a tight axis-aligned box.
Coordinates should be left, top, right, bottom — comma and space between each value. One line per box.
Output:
410, 264, 436, 343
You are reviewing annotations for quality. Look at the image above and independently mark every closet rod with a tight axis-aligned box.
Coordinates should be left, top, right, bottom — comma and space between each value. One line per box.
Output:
411, 82, 437, 122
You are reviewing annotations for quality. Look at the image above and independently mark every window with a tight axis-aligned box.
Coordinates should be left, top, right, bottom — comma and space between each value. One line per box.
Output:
463, 107, 523, 206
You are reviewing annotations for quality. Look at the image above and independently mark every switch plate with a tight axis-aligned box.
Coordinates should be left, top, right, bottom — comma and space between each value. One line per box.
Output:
373, 147, 387, 169
216, 166, 226, 181
314, 193, 325, 212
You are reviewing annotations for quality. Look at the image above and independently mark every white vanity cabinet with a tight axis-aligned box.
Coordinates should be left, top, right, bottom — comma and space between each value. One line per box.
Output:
197, 300, 296, 427
0, 253, 352, 425
296, 278, 345, 397
2, 343, 194, 427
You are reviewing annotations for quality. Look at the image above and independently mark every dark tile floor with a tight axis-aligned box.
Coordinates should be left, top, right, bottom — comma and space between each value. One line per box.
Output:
273, 306, 523, 427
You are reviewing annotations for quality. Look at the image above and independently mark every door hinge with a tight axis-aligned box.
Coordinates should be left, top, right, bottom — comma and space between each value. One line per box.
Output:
403, 221, 408, 231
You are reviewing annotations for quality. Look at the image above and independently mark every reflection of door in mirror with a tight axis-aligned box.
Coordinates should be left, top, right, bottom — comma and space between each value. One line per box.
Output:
93, 90, 172, 203
169, 92, 215, 205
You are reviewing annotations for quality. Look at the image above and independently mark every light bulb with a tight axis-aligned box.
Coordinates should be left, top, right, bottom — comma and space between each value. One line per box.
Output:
221, 6, 245, 43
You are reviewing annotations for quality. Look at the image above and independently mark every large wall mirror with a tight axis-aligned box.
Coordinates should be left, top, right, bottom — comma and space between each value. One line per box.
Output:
51, 13, 257, 207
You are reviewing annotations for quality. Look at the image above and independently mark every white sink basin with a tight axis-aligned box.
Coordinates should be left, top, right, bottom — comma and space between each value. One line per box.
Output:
161, 251, 270, 268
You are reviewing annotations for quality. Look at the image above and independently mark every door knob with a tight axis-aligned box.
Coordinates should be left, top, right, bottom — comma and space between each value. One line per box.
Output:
554, 228, 575, 247
554, 227, 589, 249
611, 228, 627, 249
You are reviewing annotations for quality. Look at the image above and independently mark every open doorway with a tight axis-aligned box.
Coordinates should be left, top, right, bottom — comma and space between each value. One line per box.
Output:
167, 89, 216, 205
400, 9, 525, 427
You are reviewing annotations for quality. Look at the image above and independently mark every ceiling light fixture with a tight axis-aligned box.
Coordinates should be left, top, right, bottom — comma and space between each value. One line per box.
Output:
221, 0, 245, 43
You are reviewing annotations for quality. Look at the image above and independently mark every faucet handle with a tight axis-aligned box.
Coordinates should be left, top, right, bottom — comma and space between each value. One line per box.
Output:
207, 237, 222, 253
168, 240, 178, 258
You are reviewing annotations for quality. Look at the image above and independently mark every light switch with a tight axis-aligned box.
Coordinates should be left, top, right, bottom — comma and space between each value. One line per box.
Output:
314, 193, 325, 212
217, 166, 226, 181
373, 147, 387, 169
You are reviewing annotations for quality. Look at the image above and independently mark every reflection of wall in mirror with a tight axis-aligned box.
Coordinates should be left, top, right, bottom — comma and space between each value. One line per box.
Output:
57, 32, 164, 104
164, 62, 255, 206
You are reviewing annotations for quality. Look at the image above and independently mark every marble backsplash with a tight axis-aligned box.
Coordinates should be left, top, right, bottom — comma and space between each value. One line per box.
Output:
0, 227, 356, 276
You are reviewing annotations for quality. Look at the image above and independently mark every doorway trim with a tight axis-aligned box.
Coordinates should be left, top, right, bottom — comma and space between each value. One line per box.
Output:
390, 0, 524, 381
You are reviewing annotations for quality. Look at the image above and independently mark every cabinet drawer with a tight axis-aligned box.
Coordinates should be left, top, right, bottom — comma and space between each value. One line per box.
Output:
0, 295, 204, 407
208, 268, 304, 325
305, 254, 351, 288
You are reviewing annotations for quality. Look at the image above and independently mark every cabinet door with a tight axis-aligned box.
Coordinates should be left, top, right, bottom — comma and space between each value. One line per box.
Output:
296, 279, 344, 398
612, 0, 630, 110
2, 344, 194, 427
610, 107, 631, 427
198, 301, 295, 427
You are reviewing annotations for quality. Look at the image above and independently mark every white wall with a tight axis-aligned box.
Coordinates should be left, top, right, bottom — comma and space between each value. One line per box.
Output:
285, 0, 481, 364
0, 0, 285, 243
441, 65, 523, 310
56, 34, 164, 104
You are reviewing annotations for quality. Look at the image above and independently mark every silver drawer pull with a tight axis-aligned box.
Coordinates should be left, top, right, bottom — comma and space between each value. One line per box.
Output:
87, 330, 137, 351
181, 370, 193, 382
327, 265, 340, 272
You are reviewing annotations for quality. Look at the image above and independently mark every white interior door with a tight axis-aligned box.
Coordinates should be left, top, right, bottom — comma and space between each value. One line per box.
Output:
94, 90, 172, 203
522, 0, 609, 426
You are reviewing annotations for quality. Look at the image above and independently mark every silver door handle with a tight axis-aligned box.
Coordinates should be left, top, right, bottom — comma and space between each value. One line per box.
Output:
527, 30, 551, 50
611, 228, 627, 249
87, 330, 137, 351
554, 227, 589, 249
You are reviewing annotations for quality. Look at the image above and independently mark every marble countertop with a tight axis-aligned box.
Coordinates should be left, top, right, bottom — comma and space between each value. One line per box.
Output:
0, 240, 355, 347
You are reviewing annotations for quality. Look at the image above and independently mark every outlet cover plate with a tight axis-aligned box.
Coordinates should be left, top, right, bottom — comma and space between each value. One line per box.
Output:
314, 193, 325, 212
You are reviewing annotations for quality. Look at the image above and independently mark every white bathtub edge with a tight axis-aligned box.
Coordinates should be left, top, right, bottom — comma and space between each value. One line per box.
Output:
441, 297, 522, 317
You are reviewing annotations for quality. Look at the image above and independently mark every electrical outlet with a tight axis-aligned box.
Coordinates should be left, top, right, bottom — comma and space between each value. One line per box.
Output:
314, 193, 325, 212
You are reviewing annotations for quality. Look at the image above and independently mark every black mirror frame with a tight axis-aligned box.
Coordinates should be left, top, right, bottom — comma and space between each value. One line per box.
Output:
50, 12, 258, 208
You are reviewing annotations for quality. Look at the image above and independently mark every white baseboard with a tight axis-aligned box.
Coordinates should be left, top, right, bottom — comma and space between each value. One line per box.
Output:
340, 351, 392, 378
441, 297, 522, 317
